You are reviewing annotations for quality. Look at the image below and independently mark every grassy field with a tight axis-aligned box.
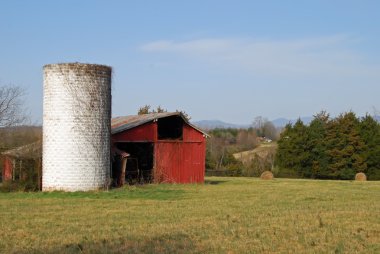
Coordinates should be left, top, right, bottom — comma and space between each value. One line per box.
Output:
0, 177, 379, 254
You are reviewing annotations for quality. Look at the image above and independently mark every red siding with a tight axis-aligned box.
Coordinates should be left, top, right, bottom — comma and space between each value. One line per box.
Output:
2, 156, 13, 181
154, 141, 205, 183
183, 124, 205, 142
112, 122, 157, 142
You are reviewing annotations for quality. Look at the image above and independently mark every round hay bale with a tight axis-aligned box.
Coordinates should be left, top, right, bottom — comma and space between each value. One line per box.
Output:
260, 171, 274, 180
355, 172, 367, 181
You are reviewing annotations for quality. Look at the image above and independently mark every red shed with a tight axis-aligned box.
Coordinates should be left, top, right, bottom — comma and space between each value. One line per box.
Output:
1, 141, 42, 187
111, 112, 208, 184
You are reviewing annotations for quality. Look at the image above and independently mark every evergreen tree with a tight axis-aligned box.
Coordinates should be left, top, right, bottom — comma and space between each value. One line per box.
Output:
359, 115, 380, 180
307, 111, 329, 178
275, 110, 380, 180
276, 119, 309, 177
326, 112, 367, 179
292, 119, 311, 177
276, 123, 294, 171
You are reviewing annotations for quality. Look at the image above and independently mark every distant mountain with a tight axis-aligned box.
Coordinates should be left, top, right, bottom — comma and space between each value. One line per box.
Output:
270, 118, 290, 128
192, 120, 250, 130
194, 117, 315, 130
272, 115, 380, 127
194, 115, 379, 130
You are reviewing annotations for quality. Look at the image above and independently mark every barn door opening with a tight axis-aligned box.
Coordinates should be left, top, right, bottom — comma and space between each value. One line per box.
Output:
115, 142, 154, 184
157, 115, 183, 140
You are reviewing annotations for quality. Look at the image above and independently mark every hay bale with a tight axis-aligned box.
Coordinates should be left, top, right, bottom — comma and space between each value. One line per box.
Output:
260, 171, 274, 180
355, 172, 367, 181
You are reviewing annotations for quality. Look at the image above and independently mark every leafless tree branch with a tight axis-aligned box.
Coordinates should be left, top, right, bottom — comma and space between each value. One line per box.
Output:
0, 85, 28, 127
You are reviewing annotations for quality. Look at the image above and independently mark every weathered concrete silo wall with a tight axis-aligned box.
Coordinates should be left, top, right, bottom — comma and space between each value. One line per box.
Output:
43, 63, 112, 191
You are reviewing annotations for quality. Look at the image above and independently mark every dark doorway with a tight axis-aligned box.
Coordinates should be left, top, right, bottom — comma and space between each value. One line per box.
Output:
157, 115, 183, 140
115, 142, 154, 184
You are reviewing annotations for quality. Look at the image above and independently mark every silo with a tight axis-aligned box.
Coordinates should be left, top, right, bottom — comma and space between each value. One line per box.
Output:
43, 63, 112, 191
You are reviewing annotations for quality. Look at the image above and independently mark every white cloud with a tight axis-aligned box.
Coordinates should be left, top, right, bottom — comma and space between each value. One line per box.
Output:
140, 38, 236, 52
139, 35, 380, 79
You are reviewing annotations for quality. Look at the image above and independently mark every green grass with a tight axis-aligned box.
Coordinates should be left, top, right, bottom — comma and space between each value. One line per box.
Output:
0, 177, 379, 253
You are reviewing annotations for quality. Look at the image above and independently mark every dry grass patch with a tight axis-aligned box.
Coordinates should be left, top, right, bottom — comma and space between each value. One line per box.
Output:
233, 142, 277, 164
0, 178, 379, 253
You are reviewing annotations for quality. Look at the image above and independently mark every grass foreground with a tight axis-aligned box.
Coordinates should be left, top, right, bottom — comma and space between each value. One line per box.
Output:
0, 177, 379, 254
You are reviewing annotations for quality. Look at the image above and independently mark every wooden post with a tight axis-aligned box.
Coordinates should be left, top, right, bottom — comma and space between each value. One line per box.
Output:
118, 157, 127, 187
12, 159, 15, 181
19, 160, 22, 181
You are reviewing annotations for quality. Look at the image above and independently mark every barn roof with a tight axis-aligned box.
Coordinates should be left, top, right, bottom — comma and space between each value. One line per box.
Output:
1, 140, 42, 159
112, 112, 209, 137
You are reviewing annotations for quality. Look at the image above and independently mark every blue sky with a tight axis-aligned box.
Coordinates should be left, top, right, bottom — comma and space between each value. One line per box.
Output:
0, 0, 379, 124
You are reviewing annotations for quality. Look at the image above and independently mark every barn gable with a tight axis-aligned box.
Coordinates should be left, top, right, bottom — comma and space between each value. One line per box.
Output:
112, 112, 208, 138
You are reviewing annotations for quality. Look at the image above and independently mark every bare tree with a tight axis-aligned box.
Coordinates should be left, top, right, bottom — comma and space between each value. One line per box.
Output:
253, 116, 267, 132
236, 129, 258, 150
176, 109, 191, 121
263, 121, 278, 140
253, 116, 278, 140
373, 106, 380, 117
266, 145, 277, 171
0, 85, 27, 127
138, 105, 151, 115
138, 105, 168, 115
156, 105, 167, 113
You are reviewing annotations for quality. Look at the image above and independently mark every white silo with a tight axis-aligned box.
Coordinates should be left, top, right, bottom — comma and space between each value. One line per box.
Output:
43, 63, 112, 191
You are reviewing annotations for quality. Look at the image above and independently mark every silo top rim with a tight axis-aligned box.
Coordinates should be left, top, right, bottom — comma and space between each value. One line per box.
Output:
43, 62, 112, 71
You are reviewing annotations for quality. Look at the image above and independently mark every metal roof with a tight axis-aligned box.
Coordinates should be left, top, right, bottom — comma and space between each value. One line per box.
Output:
1, 140, 42, 159
112, 112, 209, 137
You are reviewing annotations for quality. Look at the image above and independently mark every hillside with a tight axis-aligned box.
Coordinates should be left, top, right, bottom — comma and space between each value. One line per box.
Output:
233, 142, 278, 165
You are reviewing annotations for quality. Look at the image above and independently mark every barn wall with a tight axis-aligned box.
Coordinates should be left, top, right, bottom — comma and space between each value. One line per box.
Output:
183, 124, 205, 142
112, 122, 157, 142
154, 141, 205, 183
2, 156, 13, 181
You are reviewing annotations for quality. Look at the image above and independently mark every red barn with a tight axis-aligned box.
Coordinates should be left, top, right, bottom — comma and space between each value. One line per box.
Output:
111, 112, 208, 184
1, 141, 42, 187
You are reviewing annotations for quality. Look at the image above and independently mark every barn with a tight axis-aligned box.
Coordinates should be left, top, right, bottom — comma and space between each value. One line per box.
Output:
1, 141, 42, 187
111, 112, 208, 184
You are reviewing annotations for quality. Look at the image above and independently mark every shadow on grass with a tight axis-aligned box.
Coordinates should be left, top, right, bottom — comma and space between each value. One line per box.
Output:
18, 233, 208, 254
204, 179, 227, 185
0, 185, 186, 201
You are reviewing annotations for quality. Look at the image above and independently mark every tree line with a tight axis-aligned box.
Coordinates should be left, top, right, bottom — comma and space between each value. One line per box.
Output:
275, 111, 380, 180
